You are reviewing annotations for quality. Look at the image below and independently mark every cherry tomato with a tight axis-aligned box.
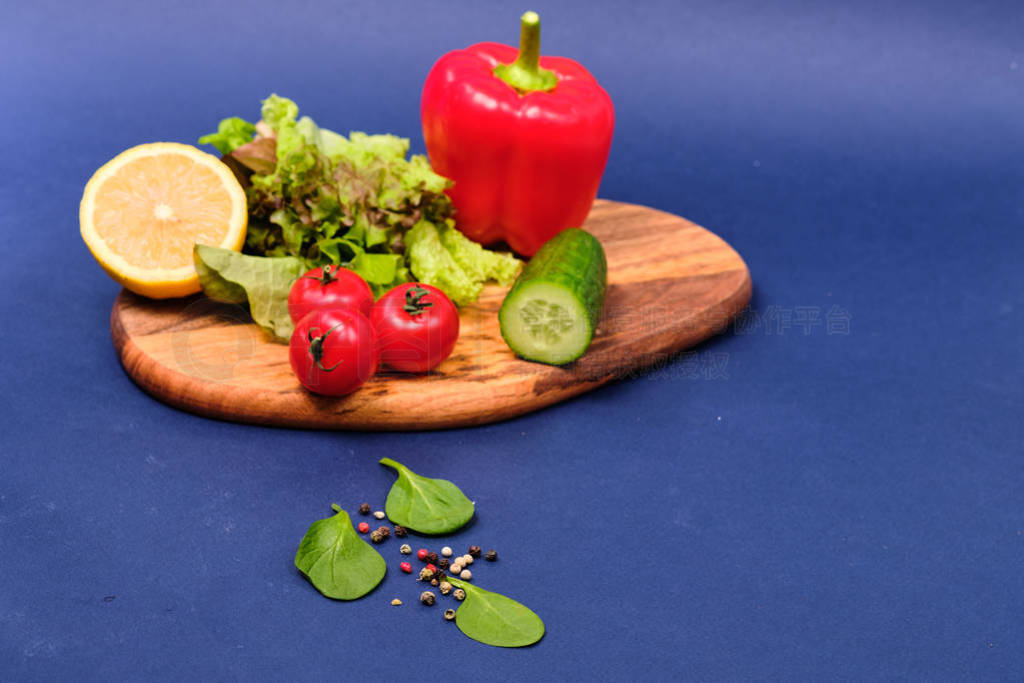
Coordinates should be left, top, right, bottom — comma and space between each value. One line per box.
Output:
371, 283, 459, 373
289, 307, 378, 396
288, 265, 374, 324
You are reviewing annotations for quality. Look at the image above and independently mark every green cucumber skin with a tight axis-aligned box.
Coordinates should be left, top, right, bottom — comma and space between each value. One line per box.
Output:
499, 228, 608, 364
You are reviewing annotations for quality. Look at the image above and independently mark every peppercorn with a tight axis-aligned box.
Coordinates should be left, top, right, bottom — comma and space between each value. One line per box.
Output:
400, 544, 412, 555
373, 510, 386, 519
439, 581, 453, 595
416, 548, 428, 561
438, 558, 450, 570
376, 526, 391, 538
357, 522, 370, 534
444, 609, 456, 621
461, 555, 474, 566
450, 562, 463, 574
441, 546, 453, 557
393, 525, 407, 538
370, 530, 384, 544
430, 578, 438, 586
484, 549, 497, 562
426, 563, 437, 573
418, 567, 434, 581
459, 569, 472, 580
400, 562, 412, 574
420, 591, 436, 606
359, 503, 371, 515
426, 552, 439, 565
453, 588, 466, 601
468, 545, 481, 558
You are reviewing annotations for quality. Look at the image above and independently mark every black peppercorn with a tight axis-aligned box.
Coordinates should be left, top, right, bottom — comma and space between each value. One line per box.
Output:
426, 552, 439, 565
484, 549, 498, 562
393, 525, 407, 538
438, 558, 450, 570
420, 591, 436, 606
358, 503, 371, 515
376, 526, 391, 538
468, 545, 481, 558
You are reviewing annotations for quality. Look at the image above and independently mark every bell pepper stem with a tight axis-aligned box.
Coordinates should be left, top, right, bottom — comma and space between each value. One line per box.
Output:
494, 11, 558, 94
516, 11, 543, 73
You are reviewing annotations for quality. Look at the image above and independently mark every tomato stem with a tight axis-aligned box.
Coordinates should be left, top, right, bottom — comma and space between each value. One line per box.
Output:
404, 285, 434, 316
306, 322, 344, 371
301, 264, 340, 286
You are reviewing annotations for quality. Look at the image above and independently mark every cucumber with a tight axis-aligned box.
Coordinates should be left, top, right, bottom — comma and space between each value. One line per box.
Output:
499, 228, 607, 365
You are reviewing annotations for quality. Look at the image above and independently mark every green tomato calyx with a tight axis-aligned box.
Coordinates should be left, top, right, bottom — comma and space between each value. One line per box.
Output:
306, 323, 344, 371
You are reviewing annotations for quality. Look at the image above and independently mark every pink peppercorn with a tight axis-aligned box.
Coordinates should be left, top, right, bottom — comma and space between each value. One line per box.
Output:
358, 522, 370, 533
400, 562, 412, 573
425, 563, 437, 573
416, 548, 429, 561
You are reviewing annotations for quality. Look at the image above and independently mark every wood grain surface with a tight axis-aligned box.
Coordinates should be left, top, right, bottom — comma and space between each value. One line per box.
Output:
111, 200, 752, 430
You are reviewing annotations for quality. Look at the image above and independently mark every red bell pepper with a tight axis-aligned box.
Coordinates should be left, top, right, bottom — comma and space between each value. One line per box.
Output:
421, 12, 615, 257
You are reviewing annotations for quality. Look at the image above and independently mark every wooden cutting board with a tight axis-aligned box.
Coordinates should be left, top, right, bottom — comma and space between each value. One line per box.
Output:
111, 200, 751, 430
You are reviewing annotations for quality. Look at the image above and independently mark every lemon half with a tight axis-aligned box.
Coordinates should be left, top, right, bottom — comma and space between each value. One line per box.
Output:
80, 142, 247, 298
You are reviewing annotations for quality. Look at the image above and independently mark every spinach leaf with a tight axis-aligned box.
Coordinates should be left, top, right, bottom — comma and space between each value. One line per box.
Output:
445, 577, 545, 647
193, 245, 304, 342
379, 458, 474, 534
294, 503, 386, 600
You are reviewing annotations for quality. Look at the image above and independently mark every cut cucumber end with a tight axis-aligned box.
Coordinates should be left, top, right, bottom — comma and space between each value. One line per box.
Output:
499, 281, 593, 365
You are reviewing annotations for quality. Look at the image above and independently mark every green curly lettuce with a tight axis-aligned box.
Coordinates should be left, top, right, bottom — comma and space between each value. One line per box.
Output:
198, 94, 520, 322
197, 117, 255, 155
405, 220, 521, 306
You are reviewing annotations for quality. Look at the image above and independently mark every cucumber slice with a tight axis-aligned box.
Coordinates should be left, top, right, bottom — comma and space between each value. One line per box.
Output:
499, 228, 607, 365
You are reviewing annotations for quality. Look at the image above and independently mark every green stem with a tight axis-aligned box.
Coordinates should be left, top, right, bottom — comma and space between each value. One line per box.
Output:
493, 11, 558, 94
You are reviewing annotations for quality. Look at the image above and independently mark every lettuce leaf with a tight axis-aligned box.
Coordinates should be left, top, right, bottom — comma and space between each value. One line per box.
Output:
193, 245, 304, 341
438, 221, 521, 286
198, 117, 255, 155
406, 220, 520, 306
261, 95, 299, 132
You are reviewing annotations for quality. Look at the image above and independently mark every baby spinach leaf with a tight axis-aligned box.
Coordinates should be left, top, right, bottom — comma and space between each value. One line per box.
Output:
445, 577, 545, 648
379, 458, 474, 534
294, 503, 386, 600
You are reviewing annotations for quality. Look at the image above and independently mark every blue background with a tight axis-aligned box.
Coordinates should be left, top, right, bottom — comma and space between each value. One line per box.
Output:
2, 0, 1022, 679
